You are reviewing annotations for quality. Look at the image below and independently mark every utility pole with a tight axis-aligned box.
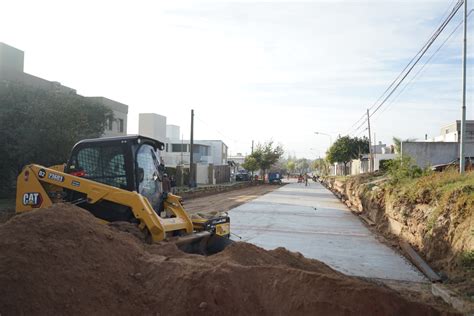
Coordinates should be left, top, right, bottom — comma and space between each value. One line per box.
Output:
250, 140, 254, 179
189, 109, 195, 187
460, 0, 468, 174
367, 109, 373, 173
374, 132, 376, 161
181, 134, 184, 165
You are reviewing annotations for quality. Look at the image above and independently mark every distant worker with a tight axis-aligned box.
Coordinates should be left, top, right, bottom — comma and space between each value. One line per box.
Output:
162, 173, 171, 193
304, 173, 309, 187
170, 175, 177, 194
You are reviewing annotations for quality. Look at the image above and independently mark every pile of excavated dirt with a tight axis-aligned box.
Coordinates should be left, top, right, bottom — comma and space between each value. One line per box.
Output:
0, 204, 457, 315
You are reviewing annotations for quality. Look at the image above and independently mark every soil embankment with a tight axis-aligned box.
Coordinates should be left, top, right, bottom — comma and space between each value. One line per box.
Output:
0, 204, 457, 315
323, 172, 473, 301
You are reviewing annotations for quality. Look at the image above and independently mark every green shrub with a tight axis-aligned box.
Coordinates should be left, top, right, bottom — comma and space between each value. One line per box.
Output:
460, 250, 474, 269
379, 159, 391, 172
385, 156, 428, 184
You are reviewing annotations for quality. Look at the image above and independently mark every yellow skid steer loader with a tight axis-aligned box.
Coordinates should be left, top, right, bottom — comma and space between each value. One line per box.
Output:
16, 135, 232, 254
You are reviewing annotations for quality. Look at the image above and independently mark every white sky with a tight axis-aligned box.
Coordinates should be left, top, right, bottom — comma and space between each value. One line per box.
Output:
1, 0, 473, 158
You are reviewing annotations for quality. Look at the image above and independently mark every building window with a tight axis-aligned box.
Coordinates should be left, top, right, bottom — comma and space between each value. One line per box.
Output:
108, 118, 113, 131
172, 144, 187, 152
118, 119, 124, 133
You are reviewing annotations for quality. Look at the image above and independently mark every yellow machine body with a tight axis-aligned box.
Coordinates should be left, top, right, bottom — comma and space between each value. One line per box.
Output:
15, 135, 232, 253
16, 164, 195, 242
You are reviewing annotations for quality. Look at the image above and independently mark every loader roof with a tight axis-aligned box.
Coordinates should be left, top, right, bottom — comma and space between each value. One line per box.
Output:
72, 135, 165, 151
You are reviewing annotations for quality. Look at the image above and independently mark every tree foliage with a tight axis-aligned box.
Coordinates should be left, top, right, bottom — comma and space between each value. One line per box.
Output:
286, 160, 296, 173
295, 158, 310, 174
246, 141, 284, 181
326, 136, 369, 165
269, 157, 288, 174
0, 82, 112, 197
312, 158, 330, 176
241, 156, 259, 173
385, 156, 427, 184
326, 136, 369, 175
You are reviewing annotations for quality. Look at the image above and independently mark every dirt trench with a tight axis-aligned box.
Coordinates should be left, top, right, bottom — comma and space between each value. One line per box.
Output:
323, 174, 473, 302
0, 204, 458, 315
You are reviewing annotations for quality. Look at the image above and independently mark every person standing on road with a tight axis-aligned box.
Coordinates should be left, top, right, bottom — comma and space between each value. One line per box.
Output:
162, 173, 171, 193
304, 173, 309, 187
170, 175, 177, 194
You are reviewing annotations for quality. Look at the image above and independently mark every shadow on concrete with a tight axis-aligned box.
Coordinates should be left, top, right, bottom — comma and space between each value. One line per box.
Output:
267, 190, 336, 199
231, 199, 349, 214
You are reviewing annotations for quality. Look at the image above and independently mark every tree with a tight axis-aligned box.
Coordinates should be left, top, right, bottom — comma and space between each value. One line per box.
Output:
286, 160, 296, 174
312, 158, 330, 176
241, 156, 259, 175
269, 157, 288, 174
0, 82, 112, 197
247, 141, 284, 182
326, 136, 369, 175
295, 158, 310, 174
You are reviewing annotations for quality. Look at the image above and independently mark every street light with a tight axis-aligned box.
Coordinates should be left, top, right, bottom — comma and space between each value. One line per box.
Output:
314, 132, 333, 146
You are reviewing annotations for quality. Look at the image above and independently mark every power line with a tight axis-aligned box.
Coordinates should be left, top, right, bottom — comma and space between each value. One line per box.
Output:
345, 113, 368, 135
345, 0, 464, 135
356, 127, 368, 137
373, 9, 473, 121
346, 0, 460, 135
369, 0, 463, 119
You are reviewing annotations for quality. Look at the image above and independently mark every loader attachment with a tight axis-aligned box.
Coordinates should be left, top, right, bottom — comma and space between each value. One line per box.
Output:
175, 231, 234, 255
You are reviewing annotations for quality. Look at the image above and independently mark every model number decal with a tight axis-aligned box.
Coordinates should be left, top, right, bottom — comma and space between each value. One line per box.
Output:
48, 173, 64, 182
22, 192, 43, 208
71, 180, 80, 187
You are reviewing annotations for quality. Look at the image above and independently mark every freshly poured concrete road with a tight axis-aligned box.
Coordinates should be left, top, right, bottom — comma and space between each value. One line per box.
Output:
229, 181, 426, 282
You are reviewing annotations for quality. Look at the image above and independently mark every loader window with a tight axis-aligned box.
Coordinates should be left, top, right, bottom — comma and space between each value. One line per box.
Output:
72, 146, 128, 189
136, 144, 161, 210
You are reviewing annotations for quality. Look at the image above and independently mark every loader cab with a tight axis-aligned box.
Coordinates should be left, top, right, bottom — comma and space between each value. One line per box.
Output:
65, 135, 166, 221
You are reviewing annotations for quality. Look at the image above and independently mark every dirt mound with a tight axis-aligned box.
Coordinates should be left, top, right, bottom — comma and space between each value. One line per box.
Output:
0, 204, 148, 315
0, 204, 457, 315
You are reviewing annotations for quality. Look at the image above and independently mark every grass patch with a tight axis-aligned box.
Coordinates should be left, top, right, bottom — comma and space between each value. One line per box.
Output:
381, 169, 474, 233
460, 250, 474, 270
389, 170, 474, 203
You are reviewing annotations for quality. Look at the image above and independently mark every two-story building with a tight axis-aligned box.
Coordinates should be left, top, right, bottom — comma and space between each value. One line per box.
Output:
0, 42, 128, 137
138, 112, 229, 167
433, 120, 474, 143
